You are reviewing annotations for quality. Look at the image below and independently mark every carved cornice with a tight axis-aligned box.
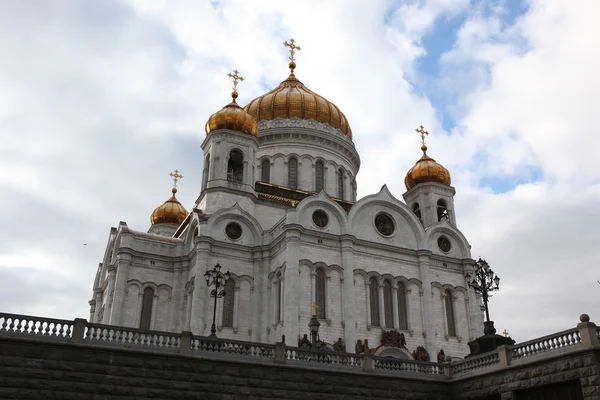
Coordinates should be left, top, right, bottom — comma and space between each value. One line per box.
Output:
259, 118, 350, 143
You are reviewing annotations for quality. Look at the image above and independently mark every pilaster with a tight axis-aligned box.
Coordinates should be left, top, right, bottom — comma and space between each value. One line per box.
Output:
190, 242, 210, 335
108, 254, 131, 326
341, 237, 357, 353
283, 230, 301, 342
417, 251, 436, 356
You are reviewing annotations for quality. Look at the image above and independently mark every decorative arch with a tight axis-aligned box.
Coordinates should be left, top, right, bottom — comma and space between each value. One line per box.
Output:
374, 346, 412, 359
206, 203, 264, 246
294, 191, 349, 234
426, 224, 472, 258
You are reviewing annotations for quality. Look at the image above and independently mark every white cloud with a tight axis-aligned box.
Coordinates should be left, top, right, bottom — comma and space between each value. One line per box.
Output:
0, 0, 598, 343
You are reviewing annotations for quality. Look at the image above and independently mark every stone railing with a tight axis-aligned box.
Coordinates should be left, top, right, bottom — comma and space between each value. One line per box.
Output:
1, 312, 599, 381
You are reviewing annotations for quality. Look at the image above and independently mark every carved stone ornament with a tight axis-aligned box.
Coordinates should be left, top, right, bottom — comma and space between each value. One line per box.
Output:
380, 330, 407, 349
333, 337, 346, 353
259, 117, 350, 142
411, 346, 430, 361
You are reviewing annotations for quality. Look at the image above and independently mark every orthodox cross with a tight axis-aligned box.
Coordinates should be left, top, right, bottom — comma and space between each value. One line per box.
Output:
227, 69, 244, 92
311, 302, 318, 317
416, 125, 429, 146
169, 169, 183, 188
284, 38, 302, 61
502, 329, 509, 337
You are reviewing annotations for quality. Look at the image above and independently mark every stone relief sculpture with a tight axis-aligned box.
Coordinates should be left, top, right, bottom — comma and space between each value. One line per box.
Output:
412, 346, 430, 361
333, 337, 346, 353
437, 349, 446, 363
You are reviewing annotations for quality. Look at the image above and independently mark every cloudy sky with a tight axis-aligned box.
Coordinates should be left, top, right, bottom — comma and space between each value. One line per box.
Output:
1, 0, 598, 342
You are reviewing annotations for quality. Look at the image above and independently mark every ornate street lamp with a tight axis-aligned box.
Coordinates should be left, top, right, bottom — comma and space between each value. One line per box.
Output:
204, 262, 231, 338
465, 258, 500, 334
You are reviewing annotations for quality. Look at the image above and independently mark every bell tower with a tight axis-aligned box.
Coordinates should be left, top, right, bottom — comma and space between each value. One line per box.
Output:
403, 125, 456, 227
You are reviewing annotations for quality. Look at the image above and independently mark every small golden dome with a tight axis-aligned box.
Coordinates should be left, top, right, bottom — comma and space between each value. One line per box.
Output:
405, 145, 451, 190
205, 93, 258, 137
244, 63, 352, 139
151, 187, 188, 225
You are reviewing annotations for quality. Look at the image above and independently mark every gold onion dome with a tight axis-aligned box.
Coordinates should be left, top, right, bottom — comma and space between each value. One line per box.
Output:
151, 170, 188, 225
244, 39, 352, 139
404, 126, 451, 191
205, 70, 258, 137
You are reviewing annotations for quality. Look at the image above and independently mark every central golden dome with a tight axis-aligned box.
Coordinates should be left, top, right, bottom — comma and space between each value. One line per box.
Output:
244, 62, 352, 139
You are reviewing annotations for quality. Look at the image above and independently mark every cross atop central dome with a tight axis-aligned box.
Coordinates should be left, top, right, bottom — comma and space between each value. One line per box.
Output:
243, 39, 352, 139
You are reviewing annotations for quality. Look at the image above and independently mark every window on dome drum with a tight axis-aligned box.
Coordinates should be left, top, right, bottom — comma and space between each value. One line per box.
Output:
437, 199, 448, 221
222, 279, 235, 328
337, 168, 344, 199
315, 161, 324, 192
227, 150, 244, 183
261, 159, 270, 183
412, 203, 422, 222
397, 282, 408, 330
288, 158, 298, 189
139, 287, 154, 330
383, 280, 394, 328
315, 268, 326, 319
369, 277, 380, 327
445, 289, 456, 337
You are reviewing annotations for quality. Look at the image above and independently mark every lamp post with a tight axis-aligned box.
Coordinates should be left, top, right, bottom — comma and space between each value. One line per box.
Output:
466, 258, 500, 335
204, 262, 231, 338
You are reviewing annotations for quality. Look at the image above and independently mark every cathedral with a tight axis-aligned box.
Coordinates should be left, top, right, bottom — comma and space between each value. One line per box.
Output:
90, 40, 483, 359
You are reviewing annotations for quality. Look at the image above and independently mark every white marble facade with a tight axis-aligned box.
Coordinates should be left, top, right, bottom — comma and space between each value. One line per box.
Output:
90, 116, 484, 359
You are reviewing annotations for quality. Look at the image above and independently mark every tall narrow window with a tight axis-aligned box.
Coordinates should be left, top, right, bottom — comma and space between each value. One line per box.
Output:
315, 161, 324, 192
222, 279, 235, 328
227, 149, 244, 183
315, 268, 326, 319
202, 155, 210, 190
288, 158, 298, 189
369, 277, 380, 327
445, 289, 456, 336
383, 280, 393, 328
277, 276, 283, 322
337, 168, 344, 199
437, 199, 448, 221
412, 203, 422, 222
397, 282, 408, 330
139, 287, 154, 330
261, 159, 270, 183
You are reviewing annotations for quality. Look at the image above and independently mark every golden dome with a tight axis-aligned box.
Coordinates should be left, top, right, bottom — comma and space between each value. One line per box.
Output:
205, 91, 258, 137
405, 145, 451, 190
151, 187, 188, 225
244, 62, 352, 139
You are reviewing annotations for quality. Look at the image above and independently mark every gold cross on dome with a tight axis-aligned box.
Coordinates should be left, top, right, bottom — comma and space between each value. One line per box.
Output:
311, 302, 318, 317
169, 169, 183, 188
284, 38, 302, 61
503, 329, 509, 337
416, 125, 429, 146
227, 69, 244, 91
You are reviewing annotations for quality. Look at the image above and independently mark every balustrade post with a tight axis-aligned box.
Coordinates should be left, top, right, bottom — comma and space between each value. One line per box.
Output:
497, 345, 512, 367
70, 318, 87, 344
274, 341, 286, 364
445, 361, 453, 378
180, 331, 193, 355
362, 354, 374, 373
577, 314, 600, 349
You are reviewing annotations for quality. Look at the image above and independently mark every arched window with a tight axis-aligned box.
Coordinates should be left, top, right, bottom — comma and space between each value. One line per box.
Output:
202, 154, 210, 190
445, 289, 456, 336
437, 199, 448, 221
337, 168, 344, 199
315, 268, 326, 319
412, 203, 422, 222
222, 279, 235, 328
288, 158, 298, 189
397, 282, 408, 330
383, 280, 393, 328
315, 161, 324, 192
261, 159, 270, 183
139, 287, 154, 330
277, 274, 283, 322
369, 277, 380, 327
227, 149, 244, 183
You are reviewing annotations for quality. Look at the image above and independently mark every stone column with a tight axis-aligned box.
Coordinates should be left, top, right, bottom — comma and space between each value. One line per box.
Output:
233, 285, 240, 333
378, 283, 386, 328
103, 266, 116, 324
150, 292, 159, 330
417, 251, 436, 356
93, 289, 103, 323
341, 238, 357, 352
88, 300, 96, 322
190, 242, 210, 335
365, 281, 372, 327
283, 230, 301, 342
185, 290, 192, 331
325, 273, 332, 321
392, 287, 400, 329
251, 250, 267, 342
170, 263, 184, 332
109, 255, 132, 326
310, 270, 316, 305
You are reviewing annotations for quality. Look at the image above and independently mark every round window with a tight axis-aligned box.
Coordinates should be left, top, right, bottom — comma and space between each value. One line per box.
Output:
312, 210, 329, 228
375, 213, 395, 236
225, 222, 242, 240
438, 236, 451, 252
